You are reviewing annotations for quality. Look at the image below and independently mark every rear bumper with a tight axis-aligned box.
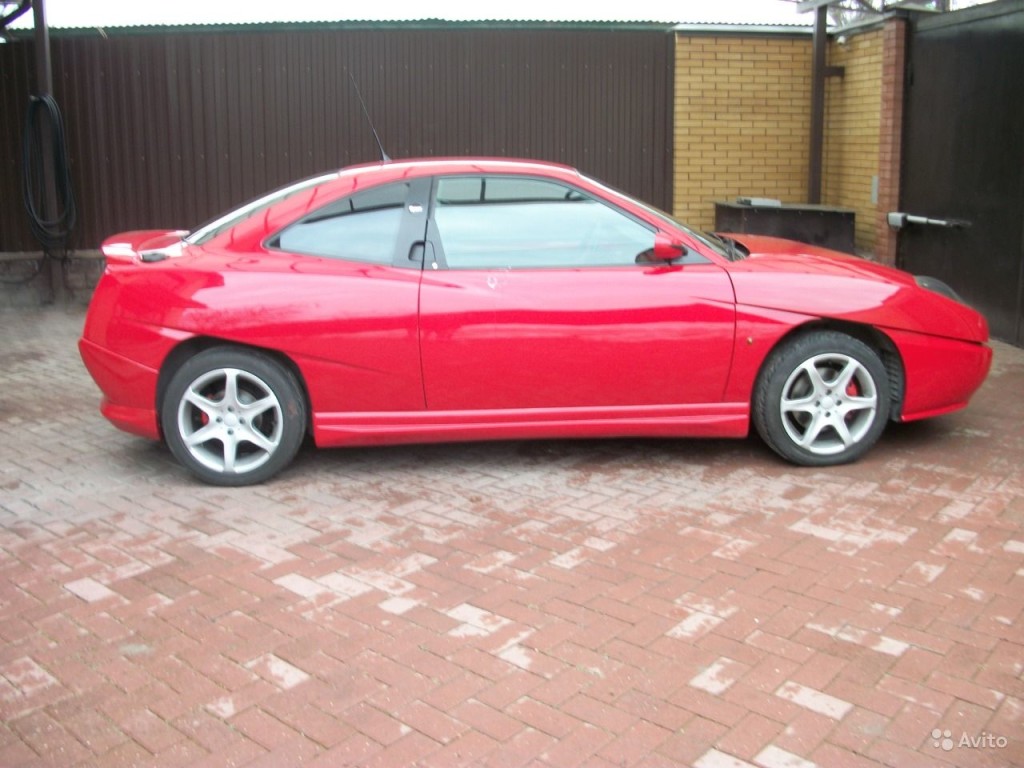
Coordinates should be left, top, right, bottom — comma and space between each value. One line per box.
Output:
79, 337, 161, 440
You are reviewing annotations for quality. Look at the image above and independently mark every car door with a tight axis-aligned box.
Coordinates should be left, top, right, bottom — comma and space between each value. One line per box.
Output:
418, 174, 736, 413
255, 177, 430, 414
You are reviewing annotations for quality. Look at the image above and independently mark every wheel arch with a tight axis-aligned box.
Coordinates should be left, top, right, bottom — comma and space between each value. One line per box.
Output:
155, 337, 313, 439
755, 319, 906, 421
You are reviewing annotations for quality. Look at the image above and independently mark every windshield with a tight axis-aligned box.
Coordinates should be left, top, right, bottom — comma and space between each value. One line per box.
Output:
184, 172, 340, 246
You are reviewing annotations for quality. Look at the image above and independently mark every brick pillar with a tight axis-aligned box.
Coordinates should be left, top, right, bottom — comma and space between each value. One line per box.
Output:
874, 17, 908, 266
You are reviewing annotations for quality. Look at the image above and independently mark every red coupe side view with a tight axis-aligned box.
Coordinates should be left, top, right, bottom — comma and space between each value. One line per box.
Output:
79, 158, 992, 485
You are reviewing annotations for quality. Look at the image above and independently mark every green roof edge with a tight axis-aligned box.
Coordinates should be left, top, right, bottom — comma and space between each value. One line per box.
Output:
7, 18, 687, 38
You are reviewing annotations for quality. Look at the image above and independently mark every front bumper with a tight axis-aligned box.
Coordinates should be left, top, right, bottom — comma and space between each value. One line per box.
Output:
888, 329, 992, 422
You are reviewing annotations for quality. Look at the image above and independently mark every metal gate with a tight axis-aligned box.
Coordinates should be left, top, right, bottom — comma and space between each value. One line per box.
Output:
897, 1, 1024, 345
0, 25, 674, 253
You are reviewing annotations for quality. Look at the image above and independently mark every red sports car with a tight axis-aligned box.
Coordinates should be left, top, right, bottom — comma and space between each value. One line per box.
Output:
80, 158, 992, 485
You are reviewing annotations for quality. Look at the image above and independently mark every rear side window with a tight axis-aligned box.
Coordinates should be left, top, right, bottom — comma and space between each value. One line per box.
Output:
269, 182, 409, 264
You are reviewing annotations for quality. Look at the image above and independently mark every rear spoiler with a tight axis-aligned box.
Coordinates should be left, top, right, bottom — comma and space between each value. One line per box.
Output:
100, 230, 188, 264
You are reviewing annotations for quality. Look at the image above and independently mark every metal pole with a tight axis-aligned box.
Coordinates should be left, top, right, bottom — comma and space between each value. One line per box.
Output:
32, 0, 52, 94
31, 0, 64, 302
808, 4, 828, 204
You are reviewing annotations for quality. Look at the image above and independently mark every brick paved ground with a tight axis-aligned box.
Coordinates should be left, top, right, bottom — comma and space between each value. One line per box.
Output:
1, 307, 1022, 768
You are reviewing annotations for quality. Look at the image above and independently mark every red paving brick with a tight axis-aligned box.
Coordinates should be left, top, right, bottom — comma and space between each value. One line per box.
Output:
1, 307, 1023, 767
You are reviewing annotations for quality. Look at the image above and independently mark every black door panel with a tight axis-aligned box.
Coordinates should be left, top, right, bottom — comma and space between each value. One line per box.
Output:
899, 4, 1024, 345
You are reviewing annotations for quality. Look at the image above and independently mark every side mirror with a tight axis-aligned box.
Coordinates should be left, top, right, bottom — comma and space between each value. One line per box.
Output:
653, 233, 688, 261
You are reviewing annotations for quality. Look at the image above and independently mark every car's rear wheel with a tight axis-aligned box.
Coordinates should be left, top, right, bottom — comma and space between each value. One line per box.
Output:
754, 331, 890, 466
161, 347, 306, 486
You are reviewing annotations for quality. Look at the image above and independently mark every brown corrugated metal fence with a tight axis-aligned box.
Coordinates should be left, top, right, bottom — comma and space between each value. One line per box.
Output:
0, 25, 674, 251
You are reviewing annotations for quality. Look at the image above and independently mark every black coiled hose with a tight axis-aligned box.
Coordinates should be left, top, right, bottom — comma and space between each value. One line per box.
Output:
21, 93, 76, 253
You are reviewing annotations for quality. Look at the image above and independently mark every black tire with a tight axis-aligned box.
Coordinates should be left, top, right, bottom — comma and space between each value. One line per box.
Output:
753, 331, 890, 466
161, 347, 306, 486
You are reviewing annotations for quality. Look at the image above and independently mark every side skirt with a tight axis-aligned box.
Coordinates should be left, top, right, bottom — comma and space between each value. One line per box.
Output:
312, 403, 750, 447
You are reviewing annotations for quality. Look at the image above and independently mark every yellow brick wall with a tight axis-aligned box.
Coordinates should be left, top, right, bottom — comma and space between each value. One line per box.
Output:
823, 30, 884, 254
673, 35, 812, 232
673, 31, 887, 255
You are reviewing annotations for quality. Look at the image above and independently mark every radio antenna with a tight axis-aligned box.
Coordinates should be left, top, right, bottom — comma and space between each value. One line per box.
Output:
348, 73, 391, 162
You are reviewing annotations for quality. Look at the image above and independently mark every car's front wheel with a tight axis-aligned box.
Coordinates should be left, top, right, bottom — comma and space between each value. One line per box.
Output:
161, 347, 306, 486
754, 331, 890, 466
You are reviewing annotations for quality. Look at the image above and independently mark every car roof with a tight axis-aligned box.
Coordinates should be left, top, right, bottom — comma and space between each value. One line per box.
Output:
336, 157, 583, 183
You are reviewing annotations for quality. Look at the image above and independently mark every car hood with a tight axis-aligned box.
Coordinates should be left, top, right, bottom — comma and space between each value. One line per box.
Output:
727, 234, 915, 283
722, 234, 988, 343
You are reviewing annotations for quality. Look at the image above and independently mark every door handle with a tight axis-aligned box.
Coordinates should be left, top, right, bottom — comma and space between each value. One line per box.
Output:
408, 241, 438, 269
887, 212, 971, 230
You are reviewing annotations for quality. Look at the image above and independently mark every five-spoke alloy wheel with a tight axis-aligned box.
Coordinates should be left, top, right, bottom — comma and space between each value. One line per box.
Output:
161, 348, 306, 485
754, 331, 891, 466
